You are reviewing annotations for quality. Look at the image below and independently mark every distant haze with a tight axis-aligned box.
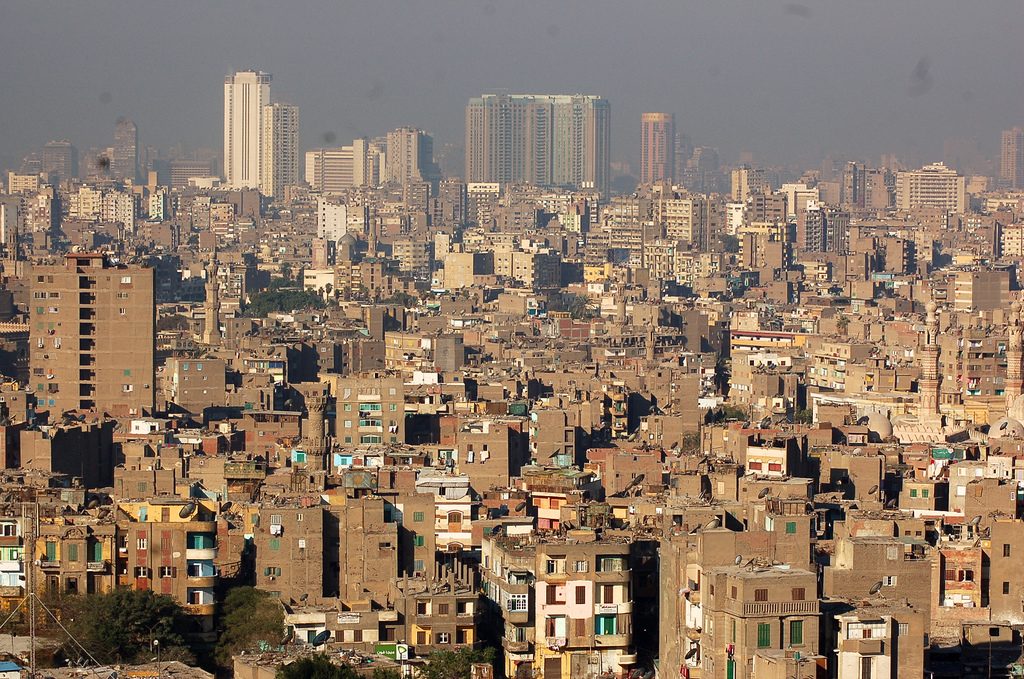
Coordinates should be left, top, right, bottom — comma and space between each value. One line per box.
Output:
2, 0, 1022, 172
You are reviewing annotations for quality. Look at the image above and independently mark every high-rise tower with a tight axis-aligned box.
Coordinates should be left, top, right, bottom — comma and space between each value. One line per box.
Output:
1001, 127, 1024, 190
259, 102, 299, 198
640, 113, 675, 185
224, 70, 272, 189
112, 118, 139, 183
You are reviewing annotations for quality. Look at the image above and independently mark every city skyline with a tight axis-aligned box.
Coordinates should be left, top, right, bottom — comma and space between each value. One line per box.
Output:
1, 2, 1022, 174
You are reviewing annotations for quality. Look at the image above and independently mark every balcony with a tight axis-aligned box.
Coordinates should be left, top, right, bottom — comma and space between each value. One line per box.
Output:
186, 575, 217, 588
39, 560, 61, 570
86, 560, 109, 573
594, 633, 630, 647
841, 638, 886, 655
502, 638, 532, 653
728, 600, 820, 617
0, 560, 22, 573
618, 653, 639, 666
184, 603, 216, 616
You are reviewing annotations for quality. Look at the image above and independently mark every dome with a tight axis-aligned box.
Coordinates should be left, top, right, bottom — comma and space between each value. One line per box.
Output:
337, 233, 357, 246
991, 417, 1024, 439
864, 412, 893, 442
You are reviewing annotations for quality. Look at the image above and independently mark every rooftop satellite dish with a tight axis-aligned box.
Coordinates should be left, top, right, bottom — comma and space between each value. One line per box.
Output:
868, 485, 879, 495
684, 647, 699, 660
514, 501, 527, 512
869, 581, 883, 595
758, 488, 771, 499
221, 501, 233, 512
689, 526, 700, 535
643, 670, 655, 679
299, 593, 308, 602
310, 630, 331, 647
633, 473, 646, 485
970, 515, 982, 527
179, 502, 197, 518
87, 499, 100, 510
704, 517, 721, 530
734, 555, 743, 565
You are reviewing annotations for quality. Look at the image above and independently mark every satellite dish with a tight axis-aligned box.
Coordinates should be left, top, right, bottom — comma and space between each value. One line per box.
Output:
868, 485, 879, 495
310, 630, 331, 647
515, 501, 527, 512
643, 670, 655, 679
281, 628, 294, 645
684, 647, 698, 660
734, 555, 743, 565
179, 502, 197, 518
633, 473, 646, 485
221, 501, 233, 512
87, 499, 100, 509
970, 515, 982, 527
299, 593, 308, 602
758, 488, 771, 499
689, 526, 700, 535
869, 581, 883, 595
704, 517, 721, 530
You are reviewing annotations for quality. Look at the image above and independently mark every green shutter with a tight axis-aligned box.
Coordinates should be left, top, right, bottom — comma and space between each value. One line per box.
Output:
68, 544, 78, 562
785, 522, 797, 534
727, 659, 735, 679
414, 512, 424, 522
414, 535, 425, 547
45, 542, 56, 561
757, 622, 771, 648
790, 620, 803, 645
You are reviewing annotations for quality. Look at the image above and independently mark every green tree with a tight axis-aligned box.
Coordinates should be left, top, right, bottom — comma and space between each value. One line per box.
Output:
719, 233, 740, 253
215, 587, 284, 668
156, 314, 190, 332
793, 408, 813, 424
244, 289, 326, 317
60, 589, 194, 665
276, 654, 359, 679
382, 291, 418, 308
419, 647, 497, 679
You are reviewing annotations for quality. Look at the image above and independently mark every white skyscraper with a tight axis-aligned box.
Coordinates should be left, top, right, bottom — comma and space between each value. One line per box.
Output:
260, 102, 299, 198
223, 70, 272, 189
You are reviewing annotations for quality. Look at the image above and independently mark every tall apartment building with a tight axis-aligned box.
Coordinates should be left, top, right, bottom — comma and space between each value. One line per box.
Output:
1001, 127, 1024, 190
41, 140, 78, 180
223, 70, 272, 190
334, 375, 405, 449
385, 128, 437, 187
640, 112, 675, 185
731, 167, 769, 202
260, 102, 299, 199
111, 118, 139, 183
895, 162, 966, 214
465, 93, 610, 193
305, 138, 383, 193
30, 253, 155, 416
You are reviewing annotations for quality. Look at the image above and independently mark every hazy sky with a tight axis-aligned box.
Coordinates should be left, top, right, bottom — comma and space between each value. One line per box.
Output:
2, 1, 1022, 173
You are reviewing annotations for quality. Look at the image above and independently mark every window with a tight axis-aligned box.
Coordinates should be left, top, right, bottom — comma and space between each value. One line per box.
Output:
574, 560, 589, 573
757, 622, 771, 648
160, 566, 174, 578
119, 308, 127, 316
121, 276, 132, 284
435, 632, 450, 644
270, 514, 282, 525
861, 656, 873, 679
136, 537, 148, 550
545, 585, 563, 605
789, 620, 803, 645
575, 585, 586, 604
792, 587, 805, 601
595, 614, 617, 636
414, 534, 425, 547
437, 603, 449, 616
1004, 581, 1011, 595
507, 594, 528, 612
910, 489, 918, 498
883, 576, 897, 587
413, 512, 424, 522
755, 588, 768, 602
1004, 544, 1012, 558
922, 489, 930, 498
134, 566, 150, 578
269, 538, 280, 551
785, 521, 797, 534
545, 558, 566, 574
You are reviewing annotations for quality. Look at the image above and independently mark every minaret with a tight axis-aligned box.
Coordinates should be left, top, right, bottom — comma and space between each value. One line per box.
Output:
302, 392, 329, 471
919, 301, 942, 424
646, 325, 656, 362
202, 250, 221, 346
1007, 301, 1024, 417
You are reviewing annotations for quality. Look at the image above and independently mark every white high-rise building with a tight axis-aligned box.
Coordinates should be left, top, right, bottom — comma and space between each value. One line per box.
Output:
260, 102, 299, 198
223, 70, 272, 189
895, 162, 966, 214
317, 199, 348, 242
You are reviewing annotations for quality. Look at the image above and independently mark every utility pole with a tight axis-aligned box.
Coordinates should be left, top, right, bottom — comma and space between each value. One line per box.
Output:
23, 502, 37, 678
